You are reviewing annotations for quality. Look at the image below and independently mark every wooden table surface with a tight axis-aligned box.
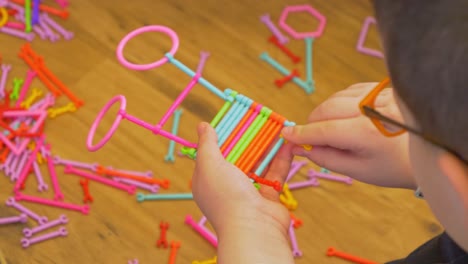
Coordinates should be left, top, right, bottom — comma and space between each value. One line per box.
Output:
0, 1, 442, 263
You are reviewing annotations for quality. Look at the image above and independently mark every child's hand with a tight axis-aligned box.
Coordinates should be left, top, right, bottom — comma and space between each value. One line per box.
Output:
282, 83, 416, 189
192, 122, 295, 264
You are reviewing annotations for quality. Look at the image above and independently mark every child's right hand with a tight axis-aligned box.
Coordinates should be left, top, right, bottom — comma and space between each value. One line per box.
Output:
282, 83, 416, 189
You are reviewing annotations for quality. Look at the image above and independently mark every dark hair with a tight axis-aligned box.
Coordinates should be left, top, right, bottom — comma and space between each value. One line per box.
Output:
373, 0, 468, 161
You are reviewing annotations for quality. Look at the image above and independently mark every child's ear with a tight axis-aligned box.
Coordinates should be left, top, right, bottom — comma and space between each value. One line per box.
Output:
438, 151, 468, 212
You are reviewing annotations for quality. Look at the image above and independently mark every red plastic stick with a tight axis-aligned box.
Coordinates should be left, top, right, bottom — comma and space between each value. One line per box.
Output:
248, 172, 281, 191
289, 212, 303, 229
327, 247, 378, 264
156, 221, 169, 248
268, 35, 301, 64
96, 165, 170, 189
275, 69, 300, 88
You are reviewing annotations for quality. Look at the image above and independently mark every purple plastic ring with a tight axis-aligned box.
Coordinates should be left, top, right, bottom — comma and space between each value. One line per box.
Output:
116, 25, 179, 70
86, 95, 126, 152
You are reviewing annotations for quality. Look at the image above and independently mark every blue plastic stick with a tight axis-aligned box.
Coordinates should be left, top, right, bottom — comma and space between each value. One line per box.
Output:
214, 99, 242, 135
164, 109, 183, 163
165, 53, 226, 100
305, 37, 315, 91
254, 137, 285, 176
259, 52, 314, 94
217, 97, 253, 146
136, 192, 193, 202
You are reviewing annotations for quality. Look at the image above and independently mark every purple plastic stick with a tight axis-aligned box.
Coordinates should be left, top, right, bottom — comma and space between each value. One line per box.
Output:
0, 214, 28, 225
0, 64, 12, 98
14, 137, 44, 192
308, 169, 353, 185
198, 216, 207, 226
0, 151, 16, 171
0, 27, 35, 41
285, 160, 308, 182
288, 220, 302, 257
12, 150, 31, 182
113, 177, 160, 193
53, 156, 98, 171
21, 227, 68, 248
23, 214, 68, 238
46, 154, 64, 201
185, 214, 218, 248
32, 161, 48, 192
37, 14, 59, 42
356, 17, 384, 59
196, 51, 210, 74
41, 14, 74, 40
7, 151, 21, 178
32, 0, 39, 25
5, 197, 48, 225
15, 69, 36, 107
260, 14, 288, 44
14, 9, 46, 40
288, 178, 320, 190
64, 165, 137, 195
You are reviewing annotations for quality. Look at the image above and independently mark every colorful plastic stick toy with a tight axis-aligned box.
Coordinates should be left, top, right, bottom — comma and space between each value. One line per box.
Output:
356, 17, 384, 59
326, 247, 377, 264
156, 221, 169, 248
260, 13, 288, 44
164, 109, 182, 163
87, 25, 299, 191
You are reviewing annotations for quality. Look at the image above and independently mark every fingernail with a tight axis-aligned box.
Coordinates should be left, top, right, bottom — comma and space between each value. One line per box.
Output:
198, 122, 207, 135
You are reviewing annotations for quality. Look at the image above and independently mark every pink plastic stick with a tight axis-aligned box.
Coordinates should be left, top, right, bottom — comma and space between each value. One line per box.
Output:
113, 177, 160, 193
5, 197, 48, 224
15, 69, 36, 107
107, 167, 153, 178
260, 13, 288, 44
0, 151, 16, 171
288, 178, 320, 190
32, 161, 48, 192
38, 14, 59, 42
356, 17, 384, 59
23, 214, 68, 238
53, 156, 98, 171
21, 227, 68, 248
288, 220, 302, 257
64, 165, 137, 195
14, 137, 44, 192
222, 104, 263, 157
5, 21, 25, 30
308, 169, 353, 185
196, 51, 210, 74
0, 214, 28, 225
153, 74, 201, 132
285, 160, 308, 182
46, 153, 64, 201
14, 192, 90, 215
185, 214, 218, 248
0, 64, 12, 98
54, 0, 69, 8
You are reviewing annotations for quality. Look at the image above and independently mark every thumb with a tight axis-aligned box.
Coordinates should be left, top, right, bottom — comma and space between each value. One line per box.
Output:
195, 122, 223, 163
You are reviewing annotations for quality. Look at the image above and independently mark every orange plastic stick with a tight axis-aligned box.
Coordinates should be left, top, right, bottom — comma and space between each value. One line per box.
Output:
36, 59, 84, 108
96, 166, 170, 189
168, 241, 181, 264
248, 172, 281, 191
235, 117, 275, 171
219, 103, 257, 153
0, 148, 10, 163
18, 46, 61, 96
10, 0, 69, 19
289, 212, 303, 228
239, 113, 285, 173
327, 247, 378, 264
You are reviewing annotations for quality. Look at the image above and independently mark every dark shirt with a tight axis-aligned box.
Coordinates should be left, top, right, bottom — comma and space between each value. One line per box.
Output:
387, 232, 467, 264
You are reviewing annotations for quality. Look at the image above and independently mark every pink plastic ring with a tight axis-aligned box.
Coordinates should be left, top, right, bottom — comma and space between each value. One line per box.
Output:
86, 95, 127, 152
279, 5, 326, 39
116, 25, 179, 71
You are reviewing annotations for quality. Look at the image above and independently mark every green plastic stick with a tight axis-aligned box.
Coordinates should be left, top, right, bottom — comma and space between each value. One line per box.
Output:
210, 91, 238, 127
226, 107, 272, 163
25, 0, 32, 33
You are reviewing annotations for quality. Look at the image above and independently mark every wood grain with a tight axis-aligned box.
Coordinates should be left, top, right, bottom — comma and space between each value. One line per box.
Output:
0, 1, 441, 263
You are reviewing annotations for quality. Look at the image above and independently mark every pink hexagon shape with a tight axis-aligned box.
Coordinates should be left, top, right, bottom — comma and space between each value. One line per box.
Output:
279, 5, 327, 39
